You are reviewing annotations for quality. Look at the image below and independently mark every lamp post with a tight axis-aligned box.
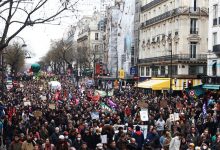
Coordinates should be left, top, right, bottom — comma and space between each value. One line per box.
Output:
152, 34, 173, 101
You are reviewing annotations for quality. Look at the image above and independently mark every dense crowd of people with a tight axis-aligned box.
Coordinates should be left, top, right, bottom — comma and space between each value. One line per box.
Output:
0, 75, 219, 150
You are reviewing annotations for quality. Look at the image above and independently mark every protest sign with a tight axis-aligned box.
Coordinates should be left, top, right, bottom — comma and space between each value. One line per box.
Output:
140, 109, 149, 121
101, 135, 107, 144
24, 101, 31, 106
174, 113, 180, 121
91, 112, 99, 120
49, 104, 56, 110
33, 111, 42, 118
170, 114, 174, 122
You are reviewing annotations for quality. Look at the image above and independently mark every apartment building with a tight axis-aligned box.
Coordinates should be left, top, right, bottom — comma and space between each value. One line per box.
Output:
138, 0, 209, 90
204, 0, 220, 89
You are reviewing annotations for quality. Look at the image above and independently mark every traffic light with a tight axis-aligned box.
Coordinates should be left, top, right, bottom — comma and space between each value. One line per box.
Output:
183, 82, 186, 89
100, 63, 103, 75
188, 80, 193, 88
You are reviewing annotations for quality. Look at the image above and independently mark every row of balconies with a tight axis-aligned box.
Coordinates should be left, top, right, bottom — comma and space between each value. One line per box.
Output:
141, 7, 208, 29
138, 54, 207, 64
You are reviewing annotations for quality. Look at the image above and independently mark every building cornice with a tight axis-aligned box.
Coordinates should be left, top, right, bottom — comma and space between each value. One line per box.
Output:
77, 35, 88, 43
141, 0, 167, 12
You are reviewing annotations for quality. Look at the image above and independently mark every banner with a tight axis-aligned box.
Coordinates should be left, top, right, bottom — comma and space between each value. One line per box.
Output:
95, 90, 114, 97
100, 102, 113, 112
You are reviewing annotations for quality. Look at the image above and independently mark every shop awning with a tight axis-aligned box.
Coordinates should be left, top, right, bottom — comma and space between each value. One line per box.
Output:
203, 84, 220, 90
138, 78, 170, 90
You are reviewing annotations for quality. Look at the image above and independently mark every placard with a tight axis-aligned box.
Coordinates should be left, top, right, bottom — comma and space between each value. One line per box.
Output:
49, 104, 55, 109
169, 114, 174, 122
140, 109, 149, 121
33, 111, 42, 118
24, 101, 31, 106
91, 112, 99, 120
101, 135, 107, 144
174, 113, 180, 121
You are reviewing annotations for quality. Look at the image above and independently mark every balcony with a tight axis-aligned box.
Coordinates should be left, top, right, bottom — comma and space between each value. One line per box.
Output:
138, 54, 207, 64
213, 44, 220, 54
189, 7, 200, 14
141, 7, 208, 29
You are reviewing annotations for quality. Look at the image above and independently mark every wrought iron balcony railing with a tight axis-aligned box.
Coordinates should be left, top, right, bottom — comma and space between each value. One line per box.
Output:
138, 54, 207, 64
141, 7, 208, 29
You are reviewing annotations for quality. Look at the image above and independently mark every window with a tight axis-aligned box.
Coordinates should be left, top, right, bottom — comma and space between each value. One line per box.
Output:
146, 67, 150, 76
168, 65, 177, 75
161, 66, 166, 76
213, 32, 217, 46
95, 33, 99, 40
190, 18, 198, 34
190, 42, 197, 58
213, 4, 218, 18
152, 66, 159, 76
140, 67, 144, 76
94, 45, 99, 52
189, 66, 206, 75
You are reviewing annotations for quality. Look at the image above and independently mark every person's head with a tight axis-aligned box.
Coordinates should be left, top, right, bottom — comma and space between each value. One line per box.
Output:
14, 135, 20, 142
96, 143, 103, 150
96, 129, 101, 135
45, 138, 50, 144
135, 125, 140, 131
77, 134, 81, 141
26, 135, 32, 143
130, 138, 136, 144
109, 140, 116, 148
191, 127, 196, 133
59, 135, 65, 142
201, 142, 209, 149
34, 145, 39, 150
81, 142, 88, 149
55, 127, 59, 133
118, 127, 123, 133
188, 143, 195, 150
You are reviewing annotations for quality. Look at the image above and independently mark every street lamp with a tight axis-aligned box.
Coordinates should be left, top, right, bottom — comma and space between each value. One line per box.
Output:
152, 34, 173, 101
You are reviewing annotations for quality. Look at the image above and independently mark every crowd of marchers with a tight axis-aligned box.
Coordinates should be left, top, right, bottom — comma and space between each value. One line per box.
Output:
0, 75, 219, 150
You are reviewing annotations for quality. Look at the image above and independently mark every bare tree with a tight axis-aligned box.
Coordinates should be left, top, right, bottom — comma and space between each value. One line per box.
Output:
39, 38, 76, 73
4, 42, 25, 73
0, 0, 80, 51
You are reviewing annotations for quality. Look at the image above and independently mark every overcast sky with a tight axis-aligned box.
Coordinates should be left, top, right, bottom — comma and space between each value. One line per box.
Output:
1, 0, 100, 64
